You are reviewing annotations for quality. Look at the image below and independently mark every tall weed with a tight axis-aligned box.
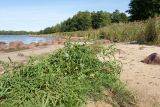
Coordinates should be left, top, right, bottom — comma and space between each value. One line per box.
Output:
0, 42, 134, 107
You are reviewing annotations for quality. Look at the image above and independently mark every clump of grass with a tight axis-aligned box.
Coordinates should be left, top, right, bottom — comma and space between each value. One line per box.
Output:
144, 18, 158, 44
48, 17, 160, 45
137, 18, 158, 44
0, 42, 135, 107
98, 30, 107, 39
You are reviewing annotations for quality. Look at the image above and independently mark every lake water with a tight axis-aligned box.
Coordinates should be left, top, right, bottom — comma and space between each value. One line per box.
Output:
0, 35, 56, 44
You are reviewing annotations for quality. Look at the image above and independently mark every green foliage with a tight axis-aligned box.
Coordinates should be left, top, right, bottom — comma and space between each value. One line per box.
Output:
62, 11, 92, 32
39, 27, 54, 34
41, 11, 93, 34
0, 43, 134, 107
144, 18, 158, 43
40, 10, 127, 34
128, 0, 160, 21
72, 11, 92, 31
136, 18, 159, 44
91, 11, 111, 29
98, 30, 107, 39
0, 31, 37, 35
111, 10, 128, 23
51, 17, 160, 45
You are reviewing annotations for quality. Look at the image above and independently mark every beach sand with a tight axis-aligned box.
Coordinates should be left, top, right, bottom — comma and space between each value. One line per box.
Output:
0, 43, 160, 107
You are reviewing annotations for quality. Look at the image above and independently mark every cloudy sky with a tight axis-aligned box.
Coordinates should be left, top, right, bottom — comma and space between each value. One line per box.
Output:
0, 0, 130, 31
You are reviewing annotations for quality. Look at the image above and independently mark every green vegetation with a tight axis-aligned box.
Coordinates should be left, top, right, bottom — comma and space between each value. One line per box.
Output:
91, 11, 111, 29
39, 10, 127, 34
112, 10, 128, 23
0, 30, 37, 35
0, 43, 135, 107
1, 10, 127, 35
128, 0, 160, 20
137, 18, 159, 44
49, 17, 160, 45
39, 0, 160, 36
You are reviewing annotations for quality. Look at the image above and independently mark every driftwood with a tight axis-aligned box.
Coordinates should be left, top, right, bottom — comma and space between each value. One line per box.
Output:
141, 53, 160, 65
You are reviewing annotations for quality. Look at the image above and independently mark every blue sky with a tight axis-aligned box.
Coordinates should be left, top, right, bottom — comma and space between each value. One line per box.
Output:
0, 0, 130, 31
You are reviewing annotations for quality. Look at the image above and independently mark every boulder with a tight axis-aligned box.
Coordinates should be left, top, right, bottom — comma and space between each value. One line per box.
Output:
28, 42, 39, 48
0, 42, 7, 50
37, 42, 46, 47
9, 41, 24, 49
141, 53, 160, 65
0, 42, 7, 45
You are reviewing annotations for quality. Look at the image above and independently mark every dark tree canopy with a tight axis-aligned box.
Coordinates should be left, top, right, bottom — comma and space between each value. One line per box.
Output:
0, 30, 37, 35
0, 10, 128, 35
91, 11, 111, 29
60, 11, 92, 32
128, 0, 160, 20
39, 10, 128, 34
111, 9, 128, 23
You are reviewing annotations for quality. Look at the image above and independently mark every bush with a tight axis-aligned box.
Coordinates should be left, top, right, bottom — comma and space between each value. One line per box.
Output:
0, 43, 134, 107
99, 30, 107, 39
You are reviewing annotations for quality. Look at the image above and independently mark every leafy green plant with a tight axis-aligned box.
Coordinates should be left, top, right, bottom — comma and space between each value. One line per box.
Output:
0, 42, 135, 107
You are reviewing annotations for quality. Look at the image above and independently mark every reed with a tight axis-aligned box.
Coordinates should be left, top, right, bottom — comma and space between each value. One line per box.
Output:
49, 17, 160, 45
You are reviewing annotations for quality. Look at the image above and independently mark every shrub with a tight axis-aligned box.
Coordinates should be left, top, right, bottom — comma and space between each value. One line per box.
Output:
98, 30, 107, 39
0, 43, 134, 107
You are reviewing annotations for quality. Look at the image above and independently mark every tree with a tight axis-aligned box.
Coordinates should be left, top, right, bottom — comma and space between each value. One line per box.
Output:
128, 0, 160, 21
41, 27, 54, 34
111, 9, 128, 23
91, 11, 111, 29
72, 11, 92, 31
40, 11, 112, 34
60, 11, 92, 32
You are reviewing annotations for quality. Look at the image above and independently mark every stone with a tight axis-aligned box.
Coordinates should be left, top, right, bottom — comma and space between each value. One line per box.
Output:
141, 53, 160, 65
9, 41, 24, 49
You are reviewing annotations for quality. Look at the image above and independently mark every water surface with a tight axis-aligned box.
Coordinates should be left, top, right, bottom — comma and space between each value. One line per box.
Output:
0, 35, 56, 44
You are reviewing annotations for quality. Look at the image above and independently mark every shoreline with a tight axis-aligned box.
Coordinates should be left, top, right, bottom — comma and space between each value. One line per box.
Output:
0, 35, 84, 52
0, 42, 160, 107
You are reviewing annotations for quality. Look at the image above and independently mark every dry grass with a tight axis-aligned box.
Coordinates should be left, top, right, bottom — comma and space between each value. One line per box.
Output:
47, 17, 160, 45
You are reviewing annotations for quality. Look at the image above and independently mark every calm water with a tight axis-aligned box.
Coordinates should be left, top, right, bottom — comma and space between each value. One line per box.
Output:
0, 35, 56, 44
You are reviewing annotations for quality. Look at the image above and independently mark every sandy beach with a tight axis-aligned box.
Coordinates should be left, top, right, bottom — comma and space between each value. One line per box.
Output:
0, 43, 160, 107
115, 43, 160, 107
0, 45, 63, 62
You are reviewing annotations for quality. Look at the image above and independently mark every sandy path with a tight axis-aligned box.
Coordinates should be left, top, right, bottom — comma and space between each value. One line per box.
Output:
115, 43, 160, 107
0, 45, 63, 62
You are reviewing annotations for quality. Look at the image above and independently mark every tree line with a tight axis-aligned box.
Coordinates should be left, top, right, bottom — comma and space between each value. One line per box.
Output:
39, 10, 128, 34
0, 30, 37, 35
128, 0, 160, 21
0, 0, 159, 35
40, 0, 160, 34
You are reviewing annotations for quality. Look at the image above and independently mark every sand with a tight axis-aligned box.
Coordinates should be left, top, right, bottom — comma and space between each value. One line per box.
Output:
115, 43, 160, 107
0, 43, 160, 107
0, 45, 63, 62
